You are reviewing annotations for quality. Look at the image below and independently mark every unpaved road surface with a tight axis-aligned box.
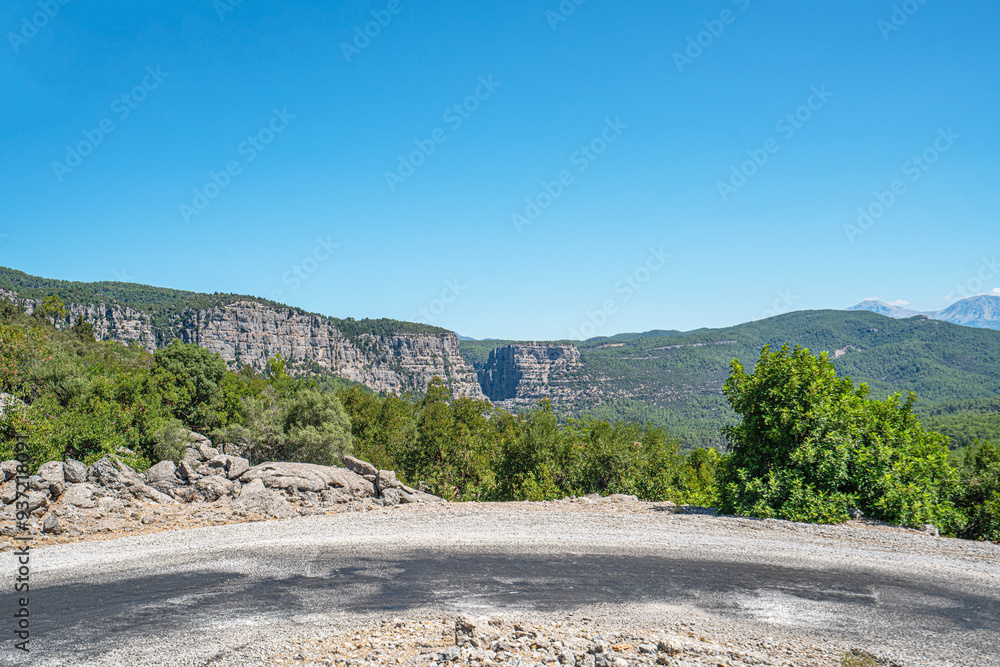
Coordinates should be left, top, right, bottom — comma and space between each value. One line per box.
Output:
2, 501, 998, 666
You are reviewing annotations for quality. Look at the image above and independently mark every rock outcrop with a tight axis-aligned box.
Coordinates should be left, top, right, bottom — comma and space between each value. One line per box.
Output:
0, 435, 442, 536
1, 289, 483, 399
477, 344, 583, 409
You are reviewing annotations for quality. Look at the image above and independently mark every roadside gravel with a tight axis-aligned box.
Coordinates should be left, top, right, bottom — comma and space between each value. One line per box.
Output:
6, 499, 999, 667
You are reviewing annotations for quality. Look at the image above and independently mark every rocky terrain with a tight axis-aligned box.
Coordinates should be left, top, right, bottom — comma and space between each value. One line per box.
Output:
476, 344, 585, 409
0, 434, 441, 547
0, 288, 483, 398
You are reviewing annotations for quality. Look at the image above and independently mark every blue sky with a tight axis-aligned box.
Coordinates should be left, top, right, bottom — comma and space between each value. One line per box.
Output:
1, 0, 998, 340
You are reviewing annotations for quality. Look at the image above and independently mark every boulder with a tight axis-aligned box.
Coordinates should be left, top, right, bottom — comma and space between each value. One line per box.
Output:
239, 478, 266, 497
27, 475, 49, 492
0, 480, 18, 505
42, 513, 62, 535
143, 460, 179, 485
240, 462, 373, 496
376, 469, 402, 493
63, 459, 88, 484
1, 460, 21, 482
129, 483, 175, 504
230, 488, 297, 519
48, 481, 64, 499
88, 456, 143, 490
454, 614, 500, 648
197, 454, 250, 481
177, 460, 202, 482
343, 455, 378, 478
98, 496, 126, 513
920, 523, 940, 537
194, 475, 235, 502
196, 442, 220, 461
37, 461, 66, 485
24, 491, 48, 515
381, 487, 402, 506
60, 483, 100, 509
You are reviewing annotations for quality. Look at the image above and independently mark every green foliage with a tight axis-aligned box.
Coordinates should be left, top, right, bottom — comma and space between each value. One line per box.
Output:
718, 345, 961, 529
953, 441, 1000, 542
460, 310, 1000, 449
154, 339, 229, 433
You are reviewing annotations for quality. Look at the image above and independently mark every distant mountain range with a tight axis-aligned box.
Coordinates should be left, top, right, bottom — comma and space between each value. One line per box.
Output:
848, 295, 1000, 330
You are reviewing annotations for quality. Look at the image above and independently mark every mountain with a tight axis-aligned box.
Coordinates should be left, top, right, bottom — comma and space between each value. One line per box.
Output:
0, 267, 483, 400
461, 311, 1000, 448
848, 295, 1000, 330
6, 266, 1000, 450
847, 299, 921, 319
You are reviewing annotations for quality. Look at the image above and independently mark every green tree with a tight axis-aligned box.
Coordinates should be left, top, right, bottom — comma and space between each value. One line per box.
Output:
954, 441, 1000, 542
154, 339, 228, 432
718, 344, 961, 528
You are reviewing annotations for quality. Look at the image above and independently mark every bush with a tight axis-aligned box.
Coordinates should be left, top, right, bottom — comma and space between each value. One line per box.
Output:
718, 344, 961, 528
954, 441, 1000, 542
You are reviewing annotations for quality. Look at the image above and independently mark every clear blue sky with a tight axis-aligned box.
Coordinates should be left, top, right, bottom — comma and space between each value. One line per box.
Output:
2, 0, 997, 340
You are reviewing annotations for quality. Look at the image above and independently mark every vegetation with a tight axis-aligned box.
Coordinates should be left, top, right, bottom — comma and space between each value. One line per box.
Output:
0, 283, 997, 543
461, 310, 1000, 449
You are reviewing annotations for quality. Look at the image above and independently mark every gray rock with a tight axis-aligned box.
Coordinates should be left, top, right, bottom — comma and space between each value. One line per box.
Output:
98, 496, 126, 513
376, 469, 401, 492
63, 459, 88, 484
240, 462, 374, 496
88, 456, 142, 490
439, 646, 462, 662
24, 491, 48, 514
37, 461, 65, 485
197, 454, 249, 481
194, 475, 234, 502
130, 483, 175, 504
1, 460, 21, 482
239, 478, 266, 496
849, 507, 864, 520
196, 442, 221, 461
177, 460, 202, 482
48, 481, 64, 499
27, 475, 50, 492
150, 480, 180, 495
143, 460, 179, 485
343, 455, 378, 477
42, 513, 62, 534
60, 483, 100, 509
230, 488, 297, 518
182, 447, 205, 464
381, 487, 402, 506
0, 480, 17, 505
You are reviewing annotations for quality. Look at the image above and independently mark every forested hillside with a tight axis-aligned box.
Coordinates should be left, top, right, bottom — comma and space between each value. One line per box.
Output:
463, 311, 1000, 449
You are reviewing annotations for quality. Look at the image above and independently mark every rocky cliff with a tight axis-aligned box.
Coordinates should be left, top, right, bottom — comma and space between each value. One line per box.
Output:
477, 344, 583, 409
1, 289, 484, 399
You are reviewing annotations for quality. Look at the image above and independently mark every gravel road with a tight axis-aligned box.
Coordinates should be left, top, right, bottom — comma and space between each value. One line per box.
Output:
2, 501, 998, 666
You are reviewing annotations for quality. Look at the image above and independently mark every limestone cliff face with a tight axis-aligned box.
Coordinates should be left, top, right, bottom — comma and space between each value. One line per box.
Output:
2, 290, 483, 399
477, 344, 582, 409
